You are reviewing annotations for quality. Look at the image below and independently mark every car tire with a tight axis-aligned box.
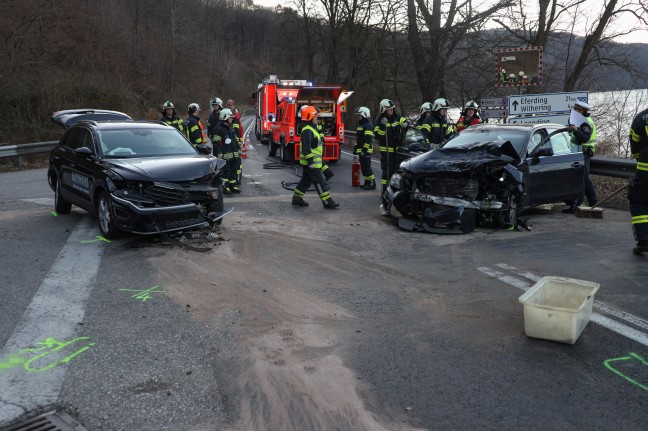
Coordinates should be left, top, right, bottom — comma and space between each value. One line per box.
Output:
96, 191, 121, 239
54, 177, 72, 214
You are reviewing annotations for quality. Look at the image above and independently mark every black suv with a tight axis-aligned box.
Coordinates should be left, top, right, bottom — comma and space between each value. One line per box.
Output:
47, 109, 227, 238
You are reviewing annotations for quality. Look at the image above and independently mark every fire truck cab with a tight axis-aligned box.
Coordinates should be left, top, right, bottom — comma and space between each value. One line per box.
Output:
269, 86, 352, 164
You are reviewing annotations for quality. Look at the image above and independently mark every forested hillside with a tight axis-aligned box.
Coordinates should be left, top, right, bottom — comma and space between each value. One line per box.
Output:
1, 0, 646, 143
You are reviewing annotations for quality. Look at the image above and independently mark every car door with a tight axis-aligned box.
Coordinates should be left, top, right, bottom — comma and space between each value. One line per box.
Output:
522, 127, 585, 206
57, 127, 98, 210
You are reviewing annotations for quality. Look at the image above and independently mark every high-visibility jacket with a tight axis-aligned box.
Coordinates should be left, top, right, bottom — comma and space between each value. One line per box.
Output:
355, 118, 374, 156
571, 116, 597, 153
374, 112, 405, 154
161, 112, 185, 133
299, 124, 323, 168
186, 114, 204, 147
212, 121, 238, 159
582, 116, 597, 153
456, 114, 481, 132
426, 111, 454, 146
206, 110, 220, 140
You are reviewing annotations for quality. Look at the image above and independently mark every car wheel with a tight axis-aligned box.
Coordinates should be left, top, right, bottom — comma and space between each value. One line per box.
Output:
96, 191, 120, 238
54, 177, 72, 214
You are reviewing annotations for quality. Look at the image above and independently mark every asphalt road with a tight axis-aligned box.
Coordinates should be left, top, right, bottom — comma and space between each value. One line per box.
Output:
1, 117, 647, 430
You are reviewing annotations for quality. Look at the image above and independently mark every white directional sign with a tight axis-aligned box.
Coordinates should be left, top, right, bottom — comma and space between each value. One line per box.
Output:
508, 92, 588, 115
508, 113, 570, 125
481, 97, 507, 107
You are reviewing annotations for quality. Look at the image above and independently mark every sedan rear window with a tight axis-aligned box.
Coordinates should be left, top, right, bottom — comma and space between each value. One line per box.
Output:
444, 129, 528, 155
97, 128, 196, 157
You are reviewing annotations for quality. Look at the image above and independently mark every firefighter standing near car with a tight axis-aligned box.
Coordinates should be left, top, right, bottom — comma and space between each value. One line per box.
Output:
427, 98, 455, 146
292, 106, 339, 209
628, 107, 648, 255
354, 107, 376, 190
161, 101, 185, 133
562, 101, 598, 214
415, 102, 434, 144
226, 99, 244, 185
212, 108, 241, 194
456, 100, 482, 132
207, 97, 224, 143
375, 99, 406, 210
186, 103, 205, 148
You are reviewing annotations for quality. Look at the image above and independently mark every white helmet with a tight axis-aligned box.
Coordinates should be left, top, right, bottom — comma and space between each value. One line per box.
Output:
379, 99, 396, 113
210, 97, 223, 109
355, 107, 370, 118
188, 103, 201, 114
574, 101, 592, 111
519, 71, 525, 77
219, 108, 233, 121
432, 98, 450, 112
464, 100, 479, 110
419, 102, 433, 114
162, 101, 174, 110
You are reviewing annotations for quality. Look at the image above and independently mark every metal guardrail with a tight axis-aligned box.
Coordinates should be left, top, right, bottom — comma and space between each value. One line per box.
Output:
0, 141, 57, 167
344, 130, 637, 179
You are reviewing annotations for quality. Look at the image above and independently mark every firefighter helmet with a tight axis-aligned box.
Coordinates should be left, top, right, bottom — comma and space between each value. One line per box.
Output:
188, 103, 200, 114
432, 98, 450, 112
379, 99, 396, 113
464, 100, 479, 110
210, 97, 223, 109
519, 71, 525, 77
301, 106, 319, 121
419, 102, 433, 114
219, 108, 233, 121
355, 107, 370, 118
162, 101, 174, 110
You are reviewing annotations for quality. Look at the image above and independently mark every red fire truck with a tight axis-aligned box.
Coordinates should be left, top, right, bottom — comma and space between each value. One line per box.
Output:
268, 85, 353, 163
253, 75, 311, 145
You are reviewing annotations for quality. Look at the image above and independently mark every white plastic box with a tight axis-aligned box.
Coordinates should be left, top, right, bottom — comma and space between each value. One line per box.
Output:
518, 276, 600, 344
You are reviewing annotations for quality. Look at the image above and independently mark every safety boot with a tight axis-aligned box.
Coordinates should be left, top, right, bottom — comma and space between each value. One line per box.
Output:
223, 187, 232, 195
362, 180, 376, 190
322, 198, 340, 209
633, 240, 648, 255
231, 186, 241, 193
292, 196, 309, 207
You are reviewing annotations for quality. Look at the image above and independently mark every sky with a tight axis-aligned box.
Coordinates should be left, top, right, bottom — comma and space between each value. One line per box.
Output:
252, 0, 647, 45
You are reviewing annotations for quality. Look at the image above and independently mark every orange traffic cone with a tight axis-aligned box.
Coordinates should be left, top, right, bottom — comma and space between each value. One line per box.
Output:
241, 141, 248, 159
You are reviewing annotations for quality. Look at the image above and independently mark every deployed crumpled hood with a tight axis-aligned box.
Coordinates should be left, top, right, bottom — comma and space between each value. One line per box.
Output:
103, 156, 216, 182
401, 140, 520, 174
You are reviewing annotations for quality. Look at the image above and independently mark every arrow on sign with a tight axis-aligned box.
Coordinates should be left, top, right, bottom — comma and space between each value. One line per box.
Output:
512, 101, 519, 112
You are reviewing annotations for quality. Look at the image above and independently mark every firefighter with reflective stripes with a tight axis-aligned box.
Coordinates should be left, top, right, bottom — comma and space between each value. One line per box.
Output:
456, 100, 482, 132
563, 101, 598, 213
374, 99, 406, 210
207, 97, 223, 143
186, 103, 205, 148
161, 101, 185, 133
212, 108, 241, 194
427, 98, 455, 146
298, 105, 335, 181
292, 106, 339, 209
227, 99, 244, 184
354, 107, 375, 190
415, 102, 434, 144
629, 107, 648, 254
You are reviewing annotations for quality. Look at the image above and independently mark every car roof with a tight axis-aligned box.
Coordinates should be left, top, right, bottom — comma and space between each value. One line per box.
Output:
51, 109, 134, 128
86, 121, 172, 131
466, 123, 566, 131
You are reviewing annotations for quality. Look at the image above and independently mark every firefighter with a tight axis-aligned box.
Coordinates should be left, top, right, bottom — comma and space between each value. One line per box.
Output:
415, 102, 434, 144
354, 106, 376, 190
161, 101, 184, 133
456, 100, 482, 132
563, 101, 598, 214
427, 98, 455, 146
212, 108, 241, 194
292, 106, 339, 209
499, 68, 507, 83
298, 105, 334, 181
207, 97, 224, 143
375, 98, 406, 211
186, 103, 205, 149
226, 99, 243, 185
629, 106, 648, 254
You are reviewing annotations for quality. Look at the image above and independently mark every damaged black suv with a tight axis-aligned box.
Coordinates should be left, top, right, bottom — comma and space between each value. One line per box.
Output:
48, 110, 228, 238
384, 123, 585, 233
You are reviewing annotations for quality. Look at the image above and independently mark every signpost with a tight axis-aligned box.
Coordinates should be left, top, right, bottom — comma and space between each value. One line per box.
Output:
480, 97, 508, 119
508, 92, 588, 115
508, 113, 570, 125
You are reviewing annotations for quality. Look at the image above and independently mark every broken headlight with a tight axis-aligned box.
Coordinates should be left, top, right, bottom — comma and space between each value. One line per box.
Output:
390, 172, 404, 190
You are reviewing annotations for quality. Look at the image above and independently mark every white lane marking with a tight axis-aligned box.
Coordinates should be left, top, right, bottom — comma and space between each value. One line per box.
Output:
0, 218, 104, 425
22, 198, 54, 206
494, 263, 541, 283
478, 265, 648, 347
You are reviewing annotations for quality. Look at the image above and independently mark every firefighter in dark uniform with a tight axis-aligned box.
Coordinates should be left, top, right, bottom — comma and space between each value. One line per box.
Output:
375, 99, 406, 212
226, 99, 244, 184
207, 97, 224, 144
298, 105, 335, 181
427, 98, 455, 146
354, 106, 375, 190
629, 107, 648, 254
212, 108, 241, 194
563, 101, 597, 213
292, 106, 339, 209
186, 103, 206, 150
415, 102, 434, 144
161, 101, 184, 133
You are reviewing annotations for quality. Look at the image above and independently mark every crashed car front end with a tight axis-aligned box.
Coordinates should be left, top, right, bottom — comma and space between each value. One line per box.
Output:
384, 142, 525, 234
103, 159, 227, 234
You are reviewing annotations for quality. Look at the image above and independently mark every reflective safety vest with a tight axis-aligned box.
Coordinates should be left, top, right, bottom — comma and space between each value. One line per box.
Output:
299, 125, 323, 168
582, 116, 597, 152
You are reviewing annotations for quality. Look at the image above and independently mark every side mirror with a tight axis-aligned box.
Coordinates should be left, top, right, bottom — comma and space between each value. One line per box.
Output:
196, 144, 213, 155
74, 147, 93, 156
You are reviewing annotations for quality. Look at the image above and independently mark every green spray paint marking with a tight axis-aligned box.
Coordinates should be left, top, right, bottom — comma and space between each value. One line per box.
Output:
80, 235, 111, 244
0, 337, 95, 373
119, 285, 165, 302
604, 352, 648, 392
51, 211, 58, 217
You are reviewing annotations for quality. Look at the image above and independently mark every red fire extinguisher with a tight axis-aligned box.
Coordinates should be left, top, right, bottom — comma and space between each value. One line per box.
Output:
352, 156, 362, 187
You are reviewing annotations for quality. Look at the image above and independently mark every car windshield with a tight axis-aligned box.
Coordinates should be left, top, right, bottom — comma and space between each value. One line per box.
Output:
97, 128, 196, 158
443, 128, 528, 155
